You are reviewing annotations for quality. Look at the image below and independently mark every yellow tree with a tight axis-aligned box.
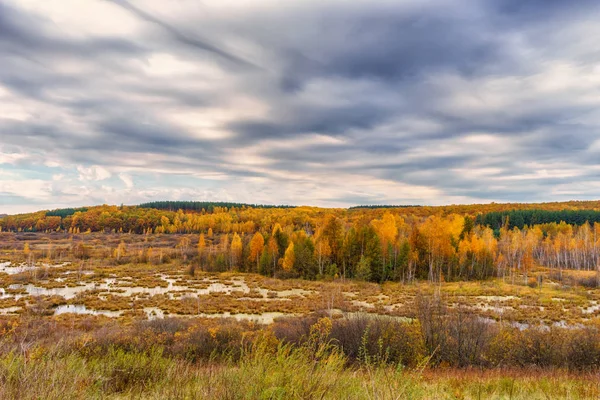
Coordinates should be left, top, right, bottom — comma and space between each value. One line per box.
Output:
198, 233, 206, 258
221, 233, 229, 264
272, 223, 283, 237
594, 223, 600, 269
231, 233, 243, 269
371, 212, 397, 278
282, 242, 295, 272
45, 241, 53, 260
160, 216, 170, 232
420, 215, 456, 282
314, 234, 331, 276
267, 236, 278, 271
147, 247, 154, 264
113, 241, 127, 262
23, 242, 33, 266
458, 237, 471, 277
177, 237, 191, 260
522, 227, 541, 283
249, 232, 264, 271
480, 227, 498, 277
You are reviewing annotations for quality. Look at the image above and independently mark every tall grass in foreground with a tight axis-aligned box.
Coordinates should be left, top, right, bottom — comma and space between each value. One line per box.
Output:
1, 330, 599, 399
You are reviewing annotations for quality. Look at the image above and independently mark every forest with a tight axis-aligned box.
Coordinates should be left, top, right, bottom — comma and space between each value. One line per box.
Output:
138, 201, 294, 212
3, 200, 600, 283
476, 209, 600, 230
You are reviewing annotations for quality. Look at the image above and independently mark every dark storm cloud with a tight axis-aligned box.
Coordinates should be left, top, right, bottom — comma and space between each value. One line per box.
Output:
105, 0, 260, 69
229, 102, 390, 143
97, 118, 209, 151
368, 155, 477, 174
250, 1, 540, 93
493, 0, 599, 20
0, 3, 147, 107
319, 15, 505, 82
2, 0, 600, 209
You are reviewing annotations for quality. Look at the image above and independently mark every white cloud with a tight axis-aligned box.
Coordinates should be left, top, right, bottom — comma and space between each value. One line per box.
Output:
77, 166, 112, 181
119, 173, 134, 189
0, 152, 27, 164
0, 179, 52, 199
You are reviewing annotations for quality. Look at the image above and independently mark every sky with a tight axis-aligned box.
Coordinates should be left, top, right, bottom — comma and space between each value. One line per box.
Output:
2, 0, 600, 214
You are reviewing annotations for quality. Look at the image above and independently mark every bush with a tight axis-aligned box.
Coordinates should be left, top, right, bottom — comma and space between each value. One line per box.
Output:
564, 326, 600, 370
329, 314, 425, 367
575, 274, 600, 289
272, 314, 319, 344
93, 347, 171, 394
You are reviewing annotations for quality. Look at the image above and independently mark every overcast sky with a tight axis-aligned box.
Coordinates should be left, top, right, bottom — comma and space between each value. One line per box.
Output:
1, 0, 600, 213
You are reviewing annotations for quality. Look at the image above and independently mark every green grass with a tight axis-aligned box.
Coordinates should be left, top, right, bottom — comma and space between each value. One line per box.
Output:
1, 340, 599, 399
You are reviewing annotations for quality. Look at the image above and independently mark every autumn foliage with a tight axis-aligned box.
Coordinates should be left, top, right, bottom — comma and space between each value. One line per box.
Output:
3, 200, 600, 282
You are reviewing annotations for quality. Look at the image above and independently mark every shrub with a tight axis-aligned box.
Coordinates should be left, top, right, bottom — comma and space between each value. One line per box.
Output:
329, 314, 425, 367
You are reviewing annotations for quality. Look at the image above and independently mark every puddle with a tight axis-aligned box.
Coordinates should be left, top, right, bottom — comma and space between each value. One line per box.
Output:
9, 283, 99, 300
63, 270, 94, 276
383, 303, 403, 312
195, 312, 291, 324
0, 262, 38, 275
581, 301, 600, 314
144, 307, 165, 320
0, 306, 21, 315
0, 262, 72, 275
142, 308, 292, 324
351, 300, 375, 309
53, 304, 123, 317
478, 316, 530, 331
475, 296, 517, 302
475, 304, 512, 313
237, 297, 292, 302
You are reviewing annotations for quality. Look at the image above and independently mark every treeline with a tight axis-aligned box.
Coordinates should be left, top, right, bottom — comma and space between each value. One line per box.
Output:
46, 207, 89, 218
10, 212, 600, 283
349, 205, 420, 209
138, 201, 293, 212
5, 201, 600, 283
476, 209, 600, 230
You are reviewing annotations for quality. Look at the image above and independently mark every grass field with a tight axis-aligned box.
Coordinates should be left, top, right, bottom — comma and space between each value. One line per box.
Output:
2, 338, 600, 399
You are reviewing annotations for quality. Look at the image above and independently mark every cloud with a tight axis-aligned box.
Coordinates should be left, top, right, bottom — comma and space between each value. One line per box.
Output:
104, 0, 260, 69
119, 173, 134, 189
1, 0, 600, 213
77, 166, 112, 181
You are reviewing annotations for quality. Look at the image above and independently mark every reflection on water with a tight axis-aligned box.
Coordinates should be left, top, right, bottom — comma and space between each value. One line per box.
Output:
53, 304, 123, 317
53, 304, 290, 324
0, 261, 71, 275
0, 306, 21, 315
144, 307, 165, 320
194, 311, 292, 324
